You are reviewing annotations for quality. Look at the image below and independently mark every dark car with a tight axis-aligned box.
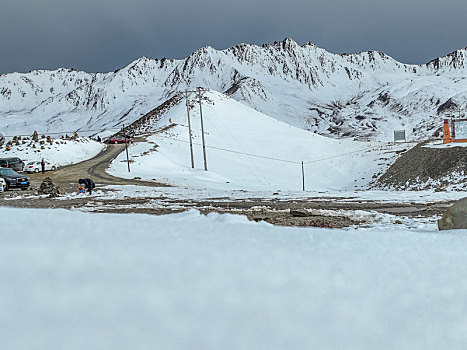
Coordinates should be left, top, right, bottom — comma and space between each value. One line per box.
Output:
108, 135, 133, 144
0, 157, 25, 171
0, 167, 30, 190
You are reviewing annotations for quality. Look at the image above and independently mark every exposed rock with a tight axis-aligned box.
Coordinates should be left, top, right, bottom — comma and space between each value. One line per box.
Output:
438, 197, 467, 230
249, 208, 359, 228
38, 177, 63, 197
290, 209, 309, 217
436, 98, 458, 115
116, 94, 183, 137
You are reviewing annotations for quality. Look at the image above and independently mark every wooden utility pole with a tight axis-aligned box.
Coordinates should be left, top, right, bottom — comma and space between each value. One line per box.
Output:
302, 161, 305, 191
197, 87, 208, 171
123, 124, 130, 172
185, 90, 195, 168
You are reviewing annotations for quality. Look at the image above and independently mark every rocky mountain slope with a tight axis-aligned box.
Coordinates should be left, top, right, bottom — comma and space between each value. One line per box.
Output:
0, 38, 466, 141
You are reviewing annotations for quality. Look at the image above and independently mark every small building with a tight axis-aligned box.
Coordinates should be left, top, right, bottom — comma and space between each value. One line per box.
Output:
443, 118, 467, 143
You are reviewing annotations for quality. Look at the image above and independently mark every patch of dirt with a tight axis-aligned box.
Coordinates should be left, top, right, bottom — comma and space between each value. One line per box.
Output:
0, 185, 454, 228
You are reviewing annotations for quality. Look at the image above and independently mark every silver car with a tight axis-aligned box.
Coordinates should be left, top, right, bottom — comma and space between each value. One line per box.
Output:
24, 161, 58, 173
0, 177, 5, 192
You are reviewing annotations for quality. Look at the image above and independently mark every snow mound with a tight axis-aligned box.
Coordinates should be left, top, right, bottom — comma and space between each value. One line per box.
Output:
109, 90, 394, 191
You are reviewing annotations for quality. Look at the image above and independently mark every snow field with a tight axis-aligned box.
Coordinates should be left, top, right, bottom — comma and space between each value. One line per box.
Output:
109, 91, 391, 191
1, 206, 467, 349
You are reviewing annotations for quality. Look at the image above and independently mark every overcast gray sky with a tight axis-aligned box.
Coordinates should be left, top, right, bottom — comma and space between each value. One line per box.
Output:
1, 0, 466, 74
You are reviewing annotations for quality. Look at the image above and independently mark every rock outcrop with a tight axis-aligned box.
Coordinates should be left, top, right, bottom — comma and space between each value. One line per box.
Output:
38, 177, 64, 197
438, 197, 467, 230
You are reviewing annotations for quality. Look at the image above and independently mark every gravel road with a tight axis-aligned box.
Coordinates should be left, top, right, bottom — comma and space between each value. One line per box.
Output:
28, 143, 169, 192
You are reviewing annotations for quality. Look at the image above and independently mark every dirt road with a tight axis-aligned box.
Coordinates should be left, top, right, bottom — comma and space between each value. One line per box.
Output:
27, 143, 170, 191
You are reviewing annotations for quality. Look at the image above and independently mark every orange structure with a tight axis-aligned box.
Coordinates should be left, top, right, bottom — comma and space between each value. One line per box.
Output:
443, 119, 451, 143
443, 118, 467, 144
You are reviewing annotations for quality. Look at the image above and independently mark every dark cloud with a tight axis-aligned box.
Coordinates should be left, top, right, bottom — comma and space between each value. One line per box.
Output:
1, 0, 466, 74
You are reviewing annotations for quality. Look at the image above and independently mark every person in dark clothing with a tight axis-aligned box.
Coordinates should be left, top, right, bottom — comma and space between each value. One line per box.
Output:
41, 158, 45, 174
78, 178, 95, 195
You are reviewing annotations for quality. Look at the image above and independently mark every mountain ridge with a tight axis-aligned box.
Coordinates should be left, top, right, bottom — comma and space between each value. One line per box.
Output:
0, 38, 466, 141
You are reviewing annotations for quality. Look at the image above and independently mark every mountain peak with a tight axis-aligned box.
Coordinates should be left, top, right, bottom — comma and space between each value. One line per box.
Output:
426, 47, 467, 70
270, 37, 299, 49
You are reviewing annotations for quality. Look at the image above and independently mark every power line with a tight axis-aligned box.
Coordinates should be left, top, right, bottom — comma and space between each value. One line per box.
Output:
304, 146, 376, 164
3, 122, 381, 166
155, 134, 301, 164
153, 132, 383, 191
155, 133, 380, 166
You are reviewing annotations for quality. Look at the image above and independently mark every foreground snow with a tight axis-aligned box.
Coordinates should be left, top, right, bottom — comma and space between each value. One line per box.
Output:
2, 207, 467, 349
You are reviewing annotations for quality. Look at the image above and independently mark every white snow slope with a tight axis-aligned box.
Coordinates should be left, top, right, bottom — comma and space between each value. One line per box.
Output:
1, 206, 467, 350
0, 38, 466, 141
0, 137, 103, 167
110, 90, 399, 191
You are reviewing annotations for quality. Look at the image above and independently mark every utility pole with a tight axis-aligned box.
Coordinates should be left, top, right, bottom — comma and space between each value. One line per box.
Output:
185, 90, 195, 168
123, 124, 130, 172
197, 87, 208, 171
302, 161, 305, 191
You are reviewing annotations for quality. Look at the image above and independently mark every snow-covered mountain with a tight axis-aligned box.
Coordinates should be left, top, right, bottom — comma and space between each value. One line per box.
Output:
0, 38, 466, 141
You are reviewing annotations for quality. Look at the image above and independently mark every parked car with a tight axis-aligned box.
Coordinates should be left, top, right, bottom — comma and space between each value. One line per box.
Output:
0, 157, 25, 171
108, 135, 133, 144
0, 167, 30, 190
24, 160, 58, 173
0, 177, 5, 192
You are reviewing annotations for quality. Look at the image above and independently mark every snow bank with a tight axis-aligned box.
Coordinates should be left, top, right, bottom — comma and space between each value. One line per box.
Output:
2, 206, 467, 349
0, 137, 104, 166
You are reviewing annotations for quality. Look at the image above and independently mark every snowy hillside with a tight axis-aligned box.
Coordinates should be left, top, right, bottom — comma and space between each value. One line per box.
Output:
0, 39, 466, 141
109, 91, 398, 191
